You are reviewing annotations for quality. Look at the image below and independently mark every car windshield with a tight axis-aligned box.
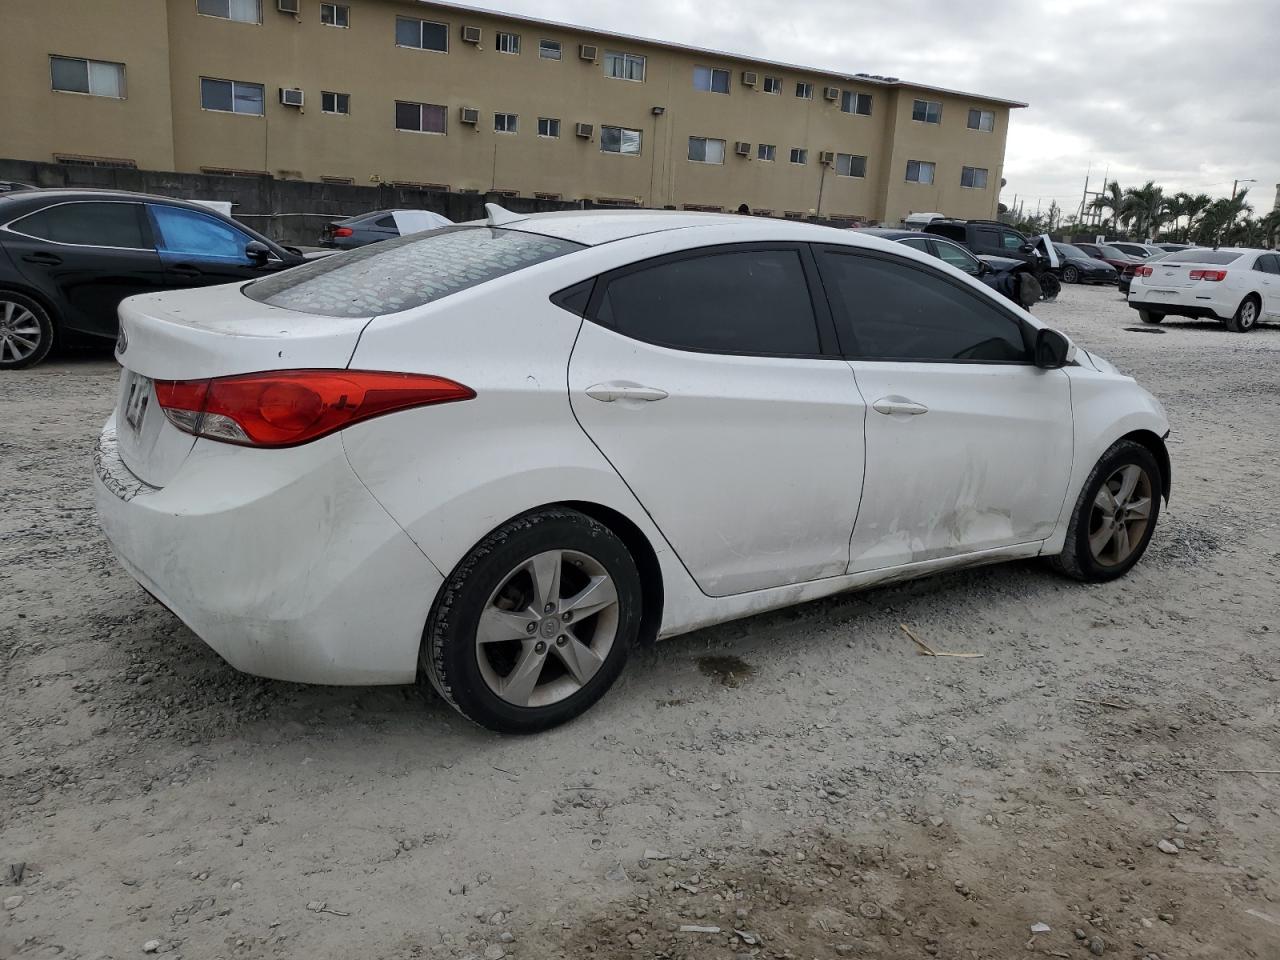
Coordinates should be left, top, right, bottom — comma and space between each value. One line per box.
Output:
1055, 244, 1088, 259
1097, 246, 1128, 258
1163, 249, 1241, 265
244, 226, 583, 317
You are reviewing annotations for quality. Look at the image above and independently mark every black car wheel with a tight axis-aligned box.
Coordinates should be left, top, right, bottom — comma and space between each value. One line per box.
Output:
1038, 272, 1061, 301
1226, 295, 1260, 333
0, 291, 55, 370
1062, 265, 1080, 284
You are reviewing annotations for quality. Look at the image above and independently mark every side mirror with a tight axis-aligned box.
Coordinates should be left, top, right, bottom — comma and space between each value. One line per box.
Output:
1020, 243, 1036, 254
1034, 328, 1074, 369
245, 240, 271, 266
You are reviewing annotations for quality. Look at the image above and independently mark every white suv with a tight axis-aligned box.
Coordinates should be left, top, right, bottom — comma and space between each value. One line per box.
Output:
1128, 247, 1280, 332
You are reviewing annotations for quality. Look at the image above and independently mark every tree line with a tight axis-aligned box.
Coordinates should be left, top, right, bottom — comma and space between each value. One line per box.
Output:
1012, 181, 1280, 248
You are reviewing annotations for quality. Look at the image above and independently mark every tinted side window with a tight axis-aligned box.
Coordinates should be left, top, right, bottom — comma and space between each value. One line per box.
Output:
927, 223, 965, 243
818, 251, 1029, 363
374, 216, 397, 229
595, 248, 820, 356
1000, 231, 1025, 250
149, 205, 252, 260
972, 227, 1002, 250
899, 238, 931, 253
933, 241, 980, 275
12, 201, 148, 249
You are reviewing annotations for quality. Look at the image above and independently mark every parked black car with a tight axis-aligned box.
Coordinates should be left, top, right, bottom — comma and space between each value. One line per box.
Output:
855, 228, 1042, 308
320, 209, 453, 249
1053, 243, 1120, 285
921, 218, 1062, 299
0, 189, 303, 368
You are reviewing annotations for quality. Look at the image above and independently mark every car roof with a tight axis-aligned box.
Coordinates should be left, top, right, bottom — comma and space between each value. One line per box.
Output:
0, 187, 234, 213
851, 227, 930, 241
490, 208, 861, 247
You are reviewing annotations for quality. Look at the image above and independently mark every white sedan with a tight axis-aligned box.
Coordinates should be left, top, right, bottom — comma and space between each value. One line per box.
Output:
1128, 247, 1280, 332
95, 207, 1171, 733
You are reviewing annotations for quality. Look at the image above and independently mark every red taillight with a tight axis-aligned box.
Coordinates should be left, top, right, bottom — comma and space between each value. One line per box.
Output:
332, 226, 354, 238
1189, 269, 1227, 281
1135, 265, 1153, 277
154, 370, 474, 447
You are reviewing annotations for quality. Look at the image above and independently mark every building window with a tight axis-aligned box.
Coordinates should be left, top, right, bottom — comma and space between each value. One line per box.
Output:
835, 153, 867, 178
538, 38, 561, 60
688, 137, 726, 164
535, 192, 562, 200
200, 166, 268, 178
495, 32, 520, 54
395, 100, 447, 134
693, 66, 730, 94
604, 50, 645, 82
789, 147, 807, 165
50, 56, 125, 99
537, 117, 561, 138
494, 112, 518, 133
840, 91, 872, 116
961, 165, 989, 189
196, 0, 260, 23
757, 143, 776, 162
396, 17, 448, 52
905, 160, 936, 184
967, 108, 995, 132
54, 154, 137, 169
392, 180, 448, 191
200, 77, 264, 115
320, 3, 349, 27
600, 125, 642, 155
912, 99, 942, 124
321, 91, 350, 114
762, 76, 782, 95
795, 81, 813, 99
321, 176, 354, 185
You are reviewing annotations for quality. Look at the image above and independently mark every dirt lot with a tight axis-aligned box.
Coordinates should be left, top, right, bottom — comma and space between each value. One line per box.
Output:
2, 283, 1278, 960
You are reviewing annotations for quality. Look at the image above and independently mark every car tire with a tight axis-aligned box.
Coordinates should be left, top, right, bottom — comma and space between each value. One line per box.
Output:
0, 290, 55, 370
1050, 439, 1162, 583
420, 507, 642, 733
1138, 309, 1164, 325
1225, 295, 1260, 333
1062, 265, 1080, 284
1038, 272, 1061, 301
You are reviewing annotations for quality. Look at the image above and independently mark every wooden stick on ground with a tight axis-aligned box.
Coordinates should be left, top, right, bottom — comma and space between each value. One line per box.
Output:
899, 624, 984, 658
1073, 697, 1133, 710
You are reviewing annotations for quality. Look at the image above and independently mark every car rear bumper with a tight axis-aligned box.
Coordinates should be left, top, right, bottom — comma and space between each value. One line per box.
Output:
1128, 286, 1232, 320
93, 416, 440, 685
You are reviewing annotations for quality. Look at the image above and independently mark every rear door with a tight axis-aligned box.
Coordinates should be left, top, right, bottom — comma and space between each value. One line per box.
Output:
147, 203, 288, 287
3, 200, 164, 340
814, 245, 1073, 571
568, 243, 866, 597
1256, 254, 1280, 316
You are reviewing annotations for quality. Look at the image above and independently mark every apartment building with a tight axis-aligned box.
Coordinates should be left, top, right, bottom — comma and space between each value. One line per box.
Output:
2, 0, 1026, 222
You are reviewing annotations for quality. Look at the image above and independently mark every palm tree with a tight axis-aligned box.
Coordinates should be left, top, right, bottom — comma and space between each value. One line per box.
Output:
1090, 180, 1125, 237
1262, 208, 1280, 249
1122, 181, 1167, 240
1180, 193, 1212, 242
1166, 192, 1192, 241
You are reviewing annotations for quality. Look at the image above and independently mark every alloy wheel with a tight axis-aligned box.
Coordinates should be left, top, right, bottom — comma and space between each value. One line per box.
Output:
1240, 300, 1257, 329
475, 549, 620, 708
1088, 464, 1153, 567
0, 299, 42, 364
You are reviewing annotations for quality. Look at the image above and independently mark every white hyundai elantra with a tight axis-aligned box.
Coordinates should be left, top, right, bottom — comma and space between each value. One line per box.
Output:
95, 207, 1171, 732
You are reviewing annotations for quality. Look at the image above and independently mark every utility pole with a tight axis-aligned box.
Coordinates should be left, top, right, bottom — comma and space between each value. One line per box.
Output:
1231, 177, 1255, 201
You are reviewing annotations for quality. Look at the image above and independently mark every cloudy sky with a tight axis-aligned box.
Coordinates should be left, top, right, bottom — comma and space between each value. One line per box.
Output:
472, 0, 1280, 217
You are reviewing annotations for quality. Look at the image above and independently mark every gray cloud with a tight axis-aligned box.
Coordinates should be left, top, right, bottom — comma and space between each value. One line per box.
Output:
470, 0, 1280, 214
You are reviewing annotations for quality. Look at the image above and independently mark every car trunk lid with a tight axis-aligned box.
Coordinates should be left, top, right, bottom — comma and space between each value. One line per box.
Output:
112, 283, 371, 487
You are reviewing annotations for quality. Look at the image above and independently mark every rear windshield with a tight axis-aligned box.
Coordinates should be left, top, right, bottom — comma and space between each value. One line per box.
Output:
1163, 249, 1240, 265
244, 226, 583, 317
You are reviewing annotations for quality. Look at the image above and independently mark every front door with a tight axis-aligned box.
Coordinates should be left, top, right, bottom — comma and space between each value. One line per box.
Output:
147, 203, 288, 288
5, 200, 165, 341
568, 244, 866, 597
814, 246, 1074, 572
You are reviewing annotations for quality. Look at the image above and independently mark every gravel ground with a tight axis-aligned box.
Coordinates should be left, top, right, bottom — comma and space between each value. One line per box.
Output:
2, 284, 1278, 960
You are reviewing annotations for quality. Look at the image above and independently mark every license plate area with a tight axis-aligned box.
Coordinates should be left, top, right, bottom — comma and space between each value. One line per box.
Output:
124, 373, 154, 432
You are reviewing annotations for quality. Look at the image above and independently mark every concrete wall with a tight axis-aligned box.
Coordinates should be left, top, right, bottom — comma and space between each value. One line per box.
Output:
4, 0, 1020, 224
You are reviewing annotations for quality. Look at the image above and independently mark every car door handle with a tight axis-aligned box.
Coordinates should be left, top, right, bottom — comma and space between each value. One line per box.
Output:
168, 263, 203, 278
585, 381, 669, 403
872, 396, 929, 416
22, 252, 62, 266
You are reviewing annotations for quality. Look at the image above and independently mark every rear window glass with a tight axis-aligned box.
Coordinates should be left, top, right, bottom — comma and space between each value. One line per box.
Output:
244, 226, 582, 317
1164, 249, 1239, 264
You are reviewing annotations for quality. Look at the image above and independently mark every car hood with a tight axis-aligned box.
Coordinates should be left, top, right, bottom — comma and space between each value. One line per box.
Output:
1069, 256, 1115, 271
977, 254, 1022, 272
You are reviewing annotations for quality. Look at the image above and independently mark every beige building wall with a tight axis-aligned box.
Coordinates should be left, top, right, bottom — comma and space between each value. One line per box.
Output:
1, 0, 176, 171
6, 0, 1022, 224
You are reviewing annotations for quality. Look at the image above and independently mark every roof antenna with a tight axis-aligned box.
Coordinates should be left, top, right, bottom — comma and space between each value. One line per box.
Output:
485, 203, 527, 227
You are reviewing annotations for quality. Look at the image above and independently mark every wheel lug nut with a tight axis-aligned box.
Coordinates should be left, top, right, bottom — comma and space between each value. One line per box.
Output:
556, 635, 568, 646
525, 622, 537, 634
562, 611, 573, 623
534, 641, 546, 654
544, 603, 555, 614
